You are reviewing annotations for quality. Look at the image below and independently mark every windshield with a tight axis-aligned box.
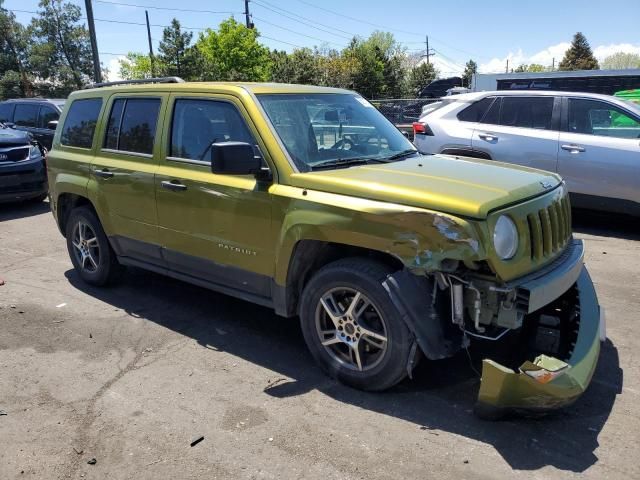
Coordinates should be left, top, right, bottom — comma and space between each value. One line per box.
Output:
257, 93, 416, 170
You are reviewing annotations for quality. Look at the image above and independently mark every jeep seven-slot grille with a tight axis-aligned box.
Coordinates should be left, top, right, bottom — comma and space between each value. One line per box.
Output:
526, 194, 571, 261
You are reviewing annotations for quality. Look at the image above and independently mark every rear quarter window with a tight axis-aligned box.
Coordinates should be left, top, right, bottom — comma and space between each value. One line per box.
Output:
0, 103, 14, 123
457, 97, 496, 122
61, 98, 103, 148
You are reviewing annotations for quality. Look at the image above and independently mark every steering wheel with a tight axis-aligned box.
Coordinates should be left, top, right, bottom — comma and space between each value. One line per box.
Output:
330, 138, 354, 151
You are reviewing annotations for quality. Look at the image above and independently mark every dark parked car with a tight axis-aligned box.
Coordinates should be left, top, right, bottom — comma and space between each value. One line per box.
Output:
418, 76, 463, 98
0, 121, 48, 203
0, 98, 65, 150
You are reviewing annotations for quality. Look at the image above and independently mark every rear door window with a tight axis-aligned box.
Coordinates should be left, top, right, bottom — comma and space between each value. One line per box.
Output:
103, 98, 161, 154
568, 98, 640, 139
457, 97, 496, 122
38, 105, 59, 128
499, 97, 554, 130
13, 104, 39, 127
61, 98, 103, 148
0, 103, 14, 123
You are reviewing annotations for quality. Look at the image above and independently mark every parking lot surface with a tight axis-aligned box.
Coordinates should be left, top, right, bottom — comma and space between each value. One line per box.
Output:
1, 201, 638, 479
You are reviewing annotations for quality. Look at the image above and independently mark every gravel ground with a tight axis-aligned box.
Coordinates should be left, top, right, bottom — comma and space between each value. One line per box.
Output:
0, 200, 638, 479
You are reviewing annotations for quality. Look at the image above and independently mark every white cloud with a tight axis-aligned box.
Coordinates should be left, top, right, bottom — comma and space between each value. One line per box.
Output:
106, 56, 126, 82
593, 43, 640, 60
479, 42, 640, 73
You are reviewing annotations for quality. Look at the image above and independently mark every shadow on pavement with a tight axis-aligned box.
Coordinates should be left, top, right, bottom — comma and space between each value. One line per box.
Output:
66, 266, 622, 473
572, 208, 640, 241
0, 199, 50, 222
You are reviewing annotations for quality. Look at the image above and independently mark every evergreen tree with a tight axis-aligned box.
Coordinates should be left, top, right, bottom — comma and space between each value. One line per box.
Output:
462, 59, 477, 88
158, 19, 197, 79
559, 32, 599, 71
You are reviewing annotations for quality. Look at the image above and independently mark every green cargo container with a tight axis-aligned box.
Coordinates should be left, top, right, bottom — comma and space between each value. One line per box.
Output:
615, 88, 640, 105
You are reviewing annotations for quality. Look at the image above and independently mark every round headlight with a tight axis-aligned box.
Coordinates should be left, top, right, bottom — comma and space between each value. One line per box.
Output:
493, 215, 518, 260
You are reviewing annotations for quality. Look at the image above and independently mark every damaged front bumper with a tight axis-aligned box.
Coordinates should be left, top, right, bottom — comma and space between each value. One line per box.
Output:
475, 262, 602, 419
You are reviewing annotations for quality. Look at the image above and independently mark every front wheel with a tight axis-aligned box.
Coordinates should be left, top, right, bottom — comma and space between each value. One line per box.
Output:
65, 206, 123, 286
299, 258, 415, 391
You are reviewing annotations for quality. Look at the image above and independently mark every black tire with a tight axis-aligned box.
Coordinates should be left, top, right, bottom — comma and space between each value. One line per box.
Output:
65, 206, 123, 286
299, 258, 414, 391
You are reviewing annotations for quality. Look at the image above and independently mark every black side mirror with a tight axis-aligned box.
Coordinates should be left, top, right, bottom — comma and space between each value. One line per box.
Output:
47, 120, 59, 130
211, 141, 263, 176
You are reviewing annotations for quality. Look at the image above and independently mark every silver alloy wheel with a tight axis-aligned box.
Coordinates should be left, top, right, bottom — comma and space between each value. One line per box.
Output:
315, 287, 389, 372
71, 221, 100, 273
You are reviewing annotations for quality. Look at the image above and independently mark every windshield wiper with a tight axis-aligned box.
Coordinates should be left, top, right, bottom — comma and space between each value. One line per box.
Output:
311, 157, 387, 170
386, 149, 419, 161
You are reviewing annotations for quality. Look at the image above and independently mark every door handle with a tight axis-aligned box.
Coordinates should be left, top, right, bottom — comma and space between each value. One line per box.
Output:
94, 168, 114, 179
161, 180, 187, 191
561, 144, 586, 153
478, 133, 498, 141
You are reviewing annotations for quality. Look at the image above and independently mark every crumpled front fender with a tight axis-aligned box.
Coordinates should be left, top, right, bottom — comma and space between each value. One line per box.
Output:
475, 266, 602, 419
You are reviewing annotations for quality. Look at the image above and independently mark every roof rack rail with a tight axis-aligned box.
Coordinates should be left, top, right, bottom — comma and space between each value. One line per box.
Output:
85, 77, 185, 89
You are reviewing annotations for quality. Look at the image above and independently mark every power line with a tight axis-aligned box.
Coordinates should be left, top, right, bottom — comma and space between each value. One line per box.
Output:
295, 0, 423, 37
252, 15, 342, 46
294, 0, 489, 61
252, 0, 353, 40
94, 0, 238, 15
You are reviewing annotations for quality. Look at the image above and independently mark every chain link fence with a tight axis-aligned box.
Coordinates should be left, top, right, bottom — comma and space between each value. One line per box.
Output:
370, 98, 442, 139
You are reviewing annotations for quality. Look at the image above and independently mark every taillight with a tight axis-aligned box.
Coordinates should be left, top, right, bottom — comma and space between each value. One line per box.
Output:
412, 122, 434, 136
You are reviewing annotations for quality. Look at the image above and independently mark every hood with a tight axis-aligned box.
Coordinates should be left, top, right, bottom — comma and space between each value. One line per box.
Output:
0, 128, 31, 146
290, 154, 562, 219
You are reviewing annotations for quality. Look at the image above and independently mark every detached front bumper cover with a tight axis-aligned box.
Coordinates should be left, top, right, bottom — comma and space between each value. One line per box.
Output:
475, 265, 601, 419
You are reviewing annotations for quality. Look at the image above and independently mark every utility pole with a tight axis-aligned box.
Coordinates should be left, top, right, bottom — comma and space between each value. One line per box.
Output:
423, 35, 435, 64
244, 0, 253, 29
551, 57, 555, 71
145, 10, 156, 77
505, 59, 509, 73
84, 0, 101, 83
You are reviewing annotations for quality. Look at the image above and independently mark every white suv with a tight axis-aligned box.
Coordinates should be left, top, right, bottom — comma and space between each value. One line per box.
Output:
413, 91, 640, 215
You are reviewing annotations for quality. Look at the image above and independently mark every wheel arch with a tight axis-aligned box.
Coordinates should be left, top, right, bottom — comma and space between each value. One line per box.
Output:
273, 239, 404, 317
56, 193, 97, 237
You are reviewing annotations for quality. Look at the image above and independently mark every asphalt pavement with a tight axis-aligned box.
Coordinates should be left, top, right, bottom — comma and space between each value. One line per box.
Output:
1, 200, 638, 479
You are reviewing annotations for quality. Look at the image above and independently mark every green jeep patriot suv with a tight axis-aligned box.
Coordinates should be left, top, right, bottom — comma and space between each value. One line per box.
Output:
48, 78, 604, 418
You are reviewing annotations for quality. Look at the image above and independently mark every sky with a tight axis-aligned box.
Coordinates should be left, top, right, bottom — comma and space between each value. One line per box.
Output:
6, 0, 640, 81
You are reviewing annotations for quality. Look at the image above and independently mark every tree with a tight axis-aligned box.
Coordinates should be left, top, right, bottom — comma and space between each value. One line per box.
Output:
317, 49, 358, 89
270, 49, 294, 83
559, 32, 599, 71
462, 59, 477, 87
195, 18, 271, 81
0, 2, 33, 98
158, 19, 197, 79
514, 63, 546, 73
601, 52, 640, 70
29, 0, 95, 94
118, 52, 161, 80
406, 62, 438, 95
288, 48, 320, 85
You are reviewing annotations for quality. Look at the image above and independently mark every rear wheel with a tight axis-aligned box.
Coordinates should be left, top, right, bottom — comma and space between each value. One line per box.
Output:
299, 258, 415, 391
65, 206, 123, 286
